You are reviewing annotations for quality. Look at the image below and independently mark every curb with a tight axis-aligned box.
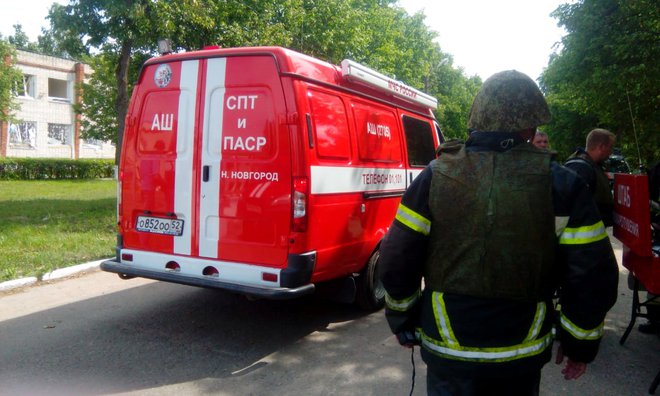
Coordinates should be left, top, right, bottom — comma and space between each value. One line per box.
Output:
0, 259, 107, 292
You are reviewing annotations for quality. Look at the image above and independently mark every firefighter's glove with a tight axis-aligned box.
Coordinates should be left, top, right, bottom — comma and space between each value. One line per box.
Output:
396, 331, 420, 348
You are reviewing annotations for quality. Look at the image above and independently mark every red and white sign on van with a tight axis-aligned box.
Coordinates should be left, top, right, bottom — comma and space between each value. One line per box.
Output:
151, 113, 174, 131
222, 92, 271, 155
154, 64, 172, 88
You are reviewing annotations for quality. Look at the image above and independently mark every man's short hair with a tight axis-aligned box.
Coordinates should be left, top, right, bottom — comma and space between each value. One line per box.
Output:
535, 130, 548, 138
586, 128, 615, 150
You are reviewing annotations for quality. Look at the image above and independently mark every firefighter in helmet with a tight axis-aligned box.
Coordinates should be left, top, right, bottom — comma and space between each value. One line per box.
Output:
380, 70, 618, 395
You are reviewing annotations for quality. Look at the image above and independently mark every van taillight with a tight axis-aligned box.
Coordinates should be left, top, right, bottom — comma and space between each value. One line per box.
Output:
292, 177, 308, 232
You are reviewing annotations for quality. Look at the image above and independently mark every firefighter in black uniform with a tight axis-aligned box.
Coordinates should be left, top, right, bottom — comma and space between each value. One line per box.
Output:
380, 70, 619, 395
565, 128, 617, 227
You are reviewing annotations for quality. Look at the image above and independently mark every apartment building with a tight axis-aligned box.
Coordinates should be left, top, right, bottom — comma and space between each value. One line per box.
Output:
0, 50, 115, 159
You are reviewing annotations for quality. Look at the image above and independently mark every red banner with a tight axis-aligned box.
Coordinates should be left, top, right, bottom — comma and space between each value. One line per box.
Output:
613, 174, 652, 257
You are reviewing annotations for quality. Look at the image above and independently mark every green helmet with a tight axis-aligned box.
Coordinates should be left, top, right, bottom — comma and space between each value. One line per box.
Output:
468, 70, 551, 133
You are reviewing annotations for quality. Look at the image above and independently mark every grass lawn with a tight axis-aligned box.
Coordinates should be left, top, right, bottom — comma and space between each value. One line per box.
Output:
0, 179, 116, 282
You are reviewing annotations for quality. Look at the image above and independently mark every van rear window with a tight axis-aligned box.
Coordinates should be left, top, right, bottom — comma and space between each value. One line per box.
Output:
308, 90, 350, 160
402, 115, 435, 167
137, 91, 181, 155
352, 101, 401, 163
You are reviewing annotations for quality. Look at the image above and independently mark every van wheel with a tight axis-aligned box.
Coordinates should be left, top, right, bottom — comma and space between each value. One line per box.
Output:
355, 250, 385, 310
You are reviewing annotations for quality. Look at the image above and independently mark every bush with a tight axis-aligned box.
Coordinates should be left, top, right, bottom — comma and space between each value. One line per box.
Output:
0, 158, 114, 180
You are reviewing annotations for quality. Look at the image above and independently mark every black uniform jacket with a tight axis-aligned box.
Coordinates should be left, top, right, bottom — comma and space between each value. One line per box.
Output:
380, 133, 619, 378
565, 148, 614, 226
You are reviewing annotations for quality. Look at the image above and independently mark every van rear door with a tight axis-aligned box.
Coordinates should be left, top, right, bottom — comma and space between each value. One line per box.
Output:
198, 56, 292, 267
123, 55, 292, 268
121, 60, 197, 257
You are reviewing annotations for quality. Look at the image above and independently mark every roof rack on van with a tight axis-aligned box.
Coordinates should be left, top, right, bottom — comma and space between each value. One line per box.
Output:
340, 59, 438, 110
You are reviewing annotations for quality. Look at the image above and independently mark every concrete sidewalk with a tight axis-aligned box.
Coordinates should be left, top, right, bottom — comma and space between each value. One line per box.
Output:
0, 259, 105, 292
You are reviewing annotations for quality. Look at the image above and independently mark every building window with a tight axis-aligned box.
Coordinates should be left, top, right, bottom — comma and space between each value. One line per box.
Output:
48, 123, 71, 145
48, 78, 70, 102
8, 121, 37, 148
14, 75, 36, 98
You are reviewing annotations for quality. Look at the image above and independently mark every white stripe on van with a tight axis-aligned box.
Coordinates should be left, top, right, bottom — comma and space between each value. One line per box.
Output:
173, 60, 199, 256
407, 168, 424, 187
198, 58, 227, 258
310, 166, 407, 194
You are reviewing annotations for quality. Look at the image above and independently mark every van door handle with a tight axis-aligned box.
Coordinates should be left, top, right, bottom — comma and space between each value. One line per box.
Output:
203, 165, 210, 182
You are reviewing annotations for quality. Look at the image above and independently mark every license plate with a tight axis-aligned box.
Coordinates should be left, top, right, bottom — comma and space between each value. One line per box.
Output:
136, 216, 184, 236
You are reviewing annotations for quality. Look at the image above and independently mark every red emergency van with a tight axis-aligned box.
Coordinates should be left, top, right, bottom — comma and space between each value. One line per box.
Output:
101, 46, 441, 309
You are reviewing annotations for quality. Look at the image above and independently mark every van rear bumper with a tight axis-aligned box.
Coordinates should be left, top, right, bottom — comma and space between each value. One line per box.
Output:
100, 260, 316, 300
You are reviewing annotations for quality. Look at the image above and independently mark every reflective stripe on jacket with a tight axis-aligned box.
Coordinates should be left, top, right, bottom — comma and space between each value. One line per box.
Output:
419, 292, 553, 363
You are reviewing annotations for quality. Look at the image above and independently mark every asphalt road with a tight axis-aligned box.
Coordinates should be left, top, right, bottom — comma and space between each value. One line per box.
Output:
0, 238, 657, 396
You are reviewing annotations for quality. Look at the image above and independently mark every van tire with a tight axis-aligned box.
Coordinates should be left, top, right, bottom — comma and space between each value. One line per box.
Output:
355, 250, 385, 310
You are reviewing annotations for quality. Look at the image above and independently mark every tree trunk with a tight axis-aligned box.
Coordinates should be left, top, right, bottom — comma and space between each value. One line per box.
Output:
114, 39, 132, 165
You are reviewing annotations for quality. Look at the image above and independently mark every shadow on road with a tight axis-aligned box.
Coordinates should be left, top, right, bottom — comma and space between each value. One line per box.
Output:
3, 233, 657, 395
0, 281, 377, 395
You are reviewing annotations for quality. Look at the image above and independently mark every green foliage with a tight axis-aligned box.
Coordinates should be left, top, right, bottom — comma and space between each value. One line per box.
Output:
0, 158, 114, 180
541, 94, 599, 162
74, 54, 119, 143
0, 39, 22, 122
76, 51, 150, 143
6, 25, 40, 52
541, 0, 660, 166
0, 180, 116, 281
43, 0, 480, 151
47, 0, 156, 58
3, 24, 73, 59
432, 62, 482, 140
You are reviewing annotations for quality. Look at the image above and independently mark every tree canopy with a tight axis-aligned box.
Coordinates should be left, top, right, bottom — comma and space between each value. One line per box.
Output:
540, 0, 659, 167
0, 1, 480, 156
38, 0, 479, 159
8, 0, 657, 168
